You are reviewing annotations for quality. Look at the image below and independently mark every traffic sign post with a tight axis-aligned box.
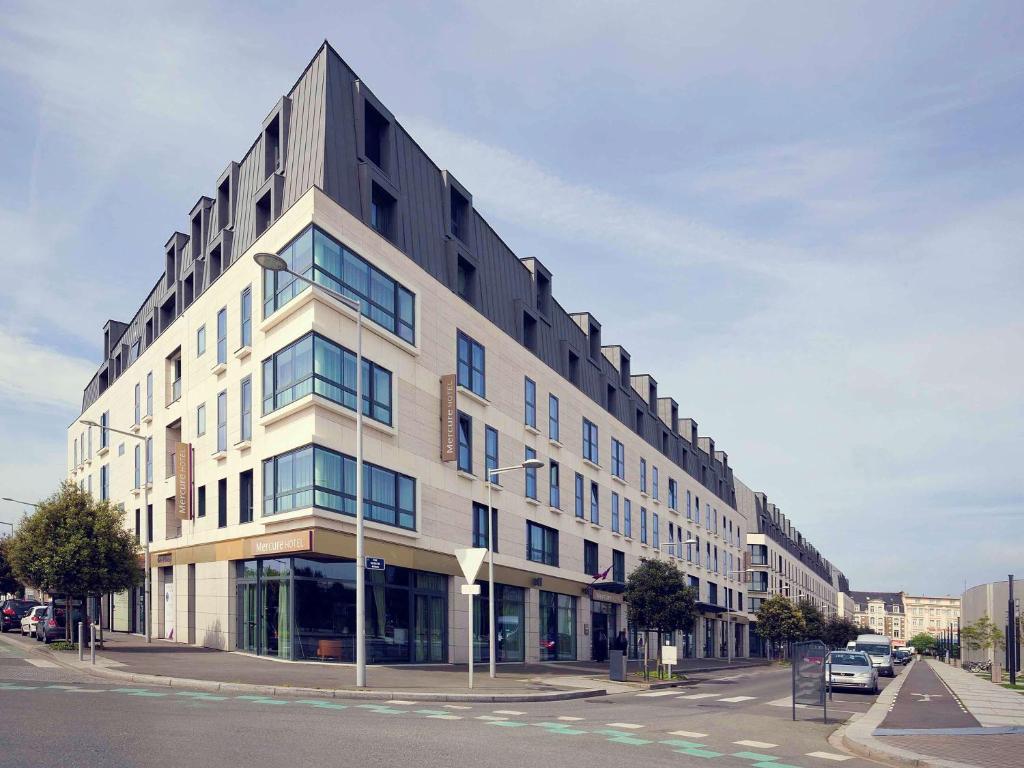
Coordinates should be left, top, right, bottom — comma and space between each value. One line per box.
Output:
454, 548, 487, 690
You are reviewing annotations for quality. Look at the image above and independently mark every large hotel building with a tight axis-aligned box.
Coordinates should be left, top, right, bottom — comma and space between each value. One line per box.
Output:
68, 43, 845, 666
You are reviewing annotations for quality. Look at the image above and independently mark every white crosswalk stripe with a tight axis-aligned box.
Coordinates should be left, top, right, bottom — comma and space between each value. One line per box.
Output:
475, 715, 508, 721
387, 700, 415, 705
805, 752, 852, 762
676, 693, 719, 699
557, 716, 584, 721
493, 709, 525, 715
718, 695, 756, 703
669, 730, 709, 738
734, 740, 778, 749
24, 659, 59, 668
443, 704, 472, 710
636, 690, 680, 697
606, 722, 645, 729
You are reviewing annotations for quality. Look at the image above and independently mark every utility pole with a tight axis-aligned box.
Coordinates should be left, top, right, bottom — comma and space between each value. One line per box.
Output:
1009, 575, 1016, 687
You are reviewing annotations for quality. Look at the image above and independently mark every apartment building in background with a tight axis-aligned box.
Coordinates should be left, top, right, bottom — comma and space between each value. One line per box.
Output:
848, 591, 907, 646
67, 42, 844, 667
904, 594, 961, 639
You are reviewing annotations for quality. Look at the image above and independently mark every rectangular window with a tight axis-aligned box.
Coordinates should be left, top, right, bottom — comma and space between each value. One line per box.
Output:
262, 444, 416, 530
196, 325, 206, 357
216, 307, 227, 364
217, 390, 227, 452
239, 470, 253, 524
686, 490, 692, 520
240, 286, 252, 348
611, 492, 620, 533
262, 332, 393, 425
263, 227, 415, 343
611, 439, 625, 479
134, 383, 141, 425
549, 461, 560, 509
612, 550, 625, 582
574, 473, 584, 519
653, 511, 660, 549
668, 478, 678, 510
472, 502, 498, 552
548, 394, 559, 441
145, 437, 153, 484
524, 447, 537, 499
584, 540, 598, 576
582, 419, 599, 464
100, 411, 109, 449
146, 504, 153, 543
695, 496, 701, 525
590, 481, 599, 524
456, 331, 486, 397
624, 499, 632, 538
639, 458, 647, 493
524, 377, 536, 427
135, 509, 141, 542
652, 466, 660, 500
538, 591, 576, 661
218, 478, 227, 528
134, 445, 141, 489
526, 521, 558, 566
100, 464, 109, 501
146, 372, 153, 416
668, 522, 675, 554
484, 426, 498, 482
196, 403, 206, 437
240, 377, 252, 442
640, 506, 648, 544
197, 485, 206, 518
457, 412, 473, 473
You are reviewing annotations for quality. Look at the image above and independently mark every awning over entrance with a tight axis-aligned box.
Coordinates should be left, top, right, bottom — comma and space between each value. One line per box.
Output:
590, 581, 626, 595
696, 601, 728, 614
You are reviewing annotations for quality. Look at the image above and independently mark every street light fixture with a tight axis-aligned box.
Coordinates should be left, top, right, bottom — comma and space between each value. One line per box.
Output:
254, 252, 369, 687
80, 418, 152, 643
485, 459, 544, 678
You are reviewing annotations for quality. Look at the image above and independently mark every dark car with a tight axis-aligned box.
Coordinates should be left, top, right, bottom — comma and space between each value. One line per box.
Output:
36, 602, 87, 644
0, 599, 40, 633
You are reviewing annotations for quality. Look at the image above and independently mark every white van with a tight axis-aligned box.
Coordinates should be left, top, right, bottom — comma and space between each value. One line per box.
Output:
855, 634, 894, 677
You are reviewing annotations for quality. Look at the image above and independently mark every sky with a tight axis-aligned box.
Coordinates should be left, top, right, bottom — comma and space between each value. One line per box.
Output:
0, 1, 1021, 596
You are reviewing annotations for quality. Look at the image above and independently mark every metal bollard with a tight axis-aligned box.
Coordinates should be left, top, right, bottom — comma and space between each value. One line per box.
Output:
90, 624, 97, 664
78, 622, 84, 661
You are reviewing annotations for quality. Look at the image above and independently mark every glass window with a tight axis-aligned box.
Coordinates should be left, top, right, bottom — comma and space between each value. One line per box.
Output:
240, 286, 252, 347
524, 377, 536, 427
262, 444, 416, 530
100, 464, 109, 501
100, 411, 109, 449
196, 403, 206, 436
640, 506, 648, 544
652, 511, 660, 549
611, 439, 624, 479
145, 437, 153, 484
582, 419, 599, 463
134, 445, 141, 489
197, 486, 206, 518
457, 412, 472, 473
240, 376, 252, 442
584, 540, 598, 576
456, 331, 486, 397
549, 461, 560, 509
217, 390, 227, 452
196, 325, 206, 356
484, 426, 498, 482
539, 591, 576, 661
472, 503, 497, 551
239, 470, 253, 524
548, 394, 559, 441
624, 499, 632, 538
263, 226, 415, 344
668, 478, 678, 510
524, 447, 537, 500
611, 492, 620, 533
146, 372, 153, 416
590, 481, 599, 524
686, 490, 692, 520
652, 466, 660, 500
574, 473, 584, 519
262, 332, 392, 425
216, 307, 227, 364
639, 458, 647, 493
612, 550, 625, 582
527, 522, 558, 566
134, 383, 141, 425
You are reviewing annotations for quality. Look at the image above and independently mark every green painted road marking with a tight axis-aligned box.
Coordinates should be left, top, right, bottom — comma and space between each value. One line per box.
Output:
355, 704, 404, 714
733, 752, 779, 761
110, 688, 155, 693
486, 721, 528, 727
661, 739, 707, 749
753, 763, 801, 768
0, 683, 38, 690
415, 709, 449, 716
426, 714, 462, 720
532, 722, 587, 735
674, 748, 723, 758
606, 735, 652, 746
295, 699, 347, 709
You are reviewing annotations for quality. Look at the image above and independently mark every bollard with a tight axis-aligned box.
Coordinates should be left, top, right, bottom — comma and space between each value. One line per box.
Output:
90, 624, 97, 664
78, 622, 84, 661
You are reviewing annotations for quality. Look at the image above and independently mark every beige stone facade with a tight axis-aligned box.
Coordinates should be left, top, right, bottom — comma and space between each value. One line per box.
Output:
905, 594, 961, 639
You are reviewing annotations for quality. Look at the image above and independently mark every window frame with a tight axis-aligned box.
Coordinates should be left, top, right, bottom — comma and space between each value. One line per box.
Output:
526, 521, 558, 567
524, 377, 536, 428
457, 411, 473, 474
216, 307, 227, 364
456, 330, 486, 398
582, 418, 599, 464
548, 394, 559, 441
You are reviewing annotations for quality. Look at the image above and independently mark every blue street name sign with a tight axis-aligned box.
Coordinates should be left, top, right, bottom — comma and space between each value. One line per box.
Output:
365, 557, 386, 571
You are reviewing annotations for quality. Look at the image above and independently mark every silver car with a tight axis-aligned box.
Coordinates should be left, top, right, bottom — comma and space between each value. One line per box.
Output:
827, 650, 879, 694
20, 606, 47, 638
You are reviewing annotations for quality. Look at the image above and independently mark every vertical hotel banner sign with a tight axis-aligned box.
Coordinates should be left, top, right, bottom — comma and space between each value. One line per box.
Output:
440, 374, 457, 462
175, 442, 192, 519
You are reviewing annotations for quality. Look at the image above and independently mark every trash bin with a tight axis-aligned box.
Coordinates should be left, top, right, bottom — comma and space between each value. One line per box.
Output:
609, 649, 627, 682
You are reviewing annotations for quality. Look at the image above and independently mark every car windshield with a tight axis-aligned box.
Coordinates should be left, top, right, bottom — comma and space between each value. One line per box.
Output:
857, 643, 890, 655
829, 653, 868, 666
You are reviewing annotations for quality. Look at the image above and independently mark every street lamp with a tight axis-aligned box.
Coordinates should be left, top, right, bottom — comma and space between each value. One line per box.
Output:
80, 419, 152, 643
254, 252, 369, 687
486, 459, 544, 678
659, 537, 699, 560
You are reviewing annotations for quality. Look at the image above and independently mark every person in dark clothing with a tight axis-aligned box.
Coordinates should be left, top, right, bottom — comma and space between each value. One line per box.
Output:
614, 630, 628, 652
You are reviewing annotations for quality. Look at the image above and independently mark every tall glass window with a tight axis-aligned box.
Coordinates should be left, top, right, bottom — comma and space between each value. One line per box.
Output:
686, 489, 692, 520
217, 390, 227, 452
100, 465, 109, 501
134, 445, 141, 489
590, 481, 599, 524
652, 511, 660, 549
639, 458, 647, 493
582, 419, 599, 463
548, 394, 559, 441
640, 506, 648, 544
472, 502, 497, 551
526, 522, 558, 566
134, 383, 141, 425
456, 331, 486, 397
549, 461, 560, 509
262, 444, 416, 531
524, 447, 537, 499
100, 411, 109, 449
146, 372, 153, 416
668, 478, 678, 510
539, 591, 576, 661
196, 324, 206, 356
145, 437, 153, 484
652, 466, 660, 500
484, 426, 498, 482
216, 307, 227, 364
611, 492, 620, 533
262, 332, 392, 425
624, 499, 632, 538
574, 473, 584, 519
240, 286, 252, 347
524, 377, 536, 428
457, 412, 472, 473
263, 226, 415, 344
611, 439, 624, 479
240, 376, 252, 442
473, 583, 524, 663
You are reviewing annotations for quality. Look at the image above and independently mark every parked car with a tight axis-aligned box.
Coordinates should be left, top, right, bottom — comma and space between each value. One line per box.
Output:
20, 606, 47, 638
36, 602, 87, 644
894, 648, 912, 665
0, 599, 40, 633
827, 650, 879, 693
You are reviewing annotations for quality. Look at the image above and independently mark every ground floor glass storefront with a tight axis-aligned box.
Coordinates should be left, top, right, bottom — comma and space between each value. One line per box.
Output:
539, 591, 577, 661
472, 583, 526, 663
236, 557, 448, 663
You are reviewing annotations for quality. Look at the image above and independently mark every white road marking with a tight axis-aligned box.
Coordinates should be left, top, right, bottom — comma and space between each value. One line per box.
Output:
493, 709, 526, 715
768, 696, 808, 709
387, 700, 415, 705
428, 714, 462, 720
734, 740, 778, 749
24, 659, 59, 668
443, 704, 472, 709
636, 690, 680, 697
607, 722, 645, 729
557, 716, 584, 721
476, 715, 508, 721
669, 730, 709, 738
677, 693, 719, 700
719, 695, 756, 703
805, 752, 853, 762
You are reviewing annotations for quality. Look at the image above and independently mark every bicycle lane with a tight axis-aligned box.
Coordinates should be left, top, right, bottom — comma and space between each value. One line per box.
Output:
876, 659, 979, 731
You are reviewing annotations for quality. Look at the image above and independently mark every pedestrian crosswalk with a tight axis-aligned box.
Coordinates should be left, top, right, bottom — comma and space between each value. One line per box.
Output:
640, 690, 759, 704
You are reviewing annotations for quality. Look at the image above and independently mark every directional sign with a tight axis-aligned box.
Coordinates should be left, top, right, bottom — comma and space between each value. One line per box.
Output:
365, 557, 386, 571
454, 547, 487, 584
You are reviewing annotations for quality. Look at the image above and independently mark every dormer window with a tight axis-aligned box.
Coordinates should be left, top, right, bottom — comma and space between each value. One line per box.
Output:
365, 101, 388, 171
606, 383, 616, 413
588, 320, 601, 361
370, 183, 396, 241
522, 311, 537, 352
451, 187, 469, 241
263, 117, 280, 179
165, 247, 175, 289
456, 255, 476, 304
536, 271, 551, 317
568, 349, 580, 386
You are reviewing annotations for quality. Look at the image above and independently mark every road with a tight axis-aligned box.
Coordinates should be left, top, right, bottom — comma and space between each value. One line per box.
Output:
0, 637, 904, 768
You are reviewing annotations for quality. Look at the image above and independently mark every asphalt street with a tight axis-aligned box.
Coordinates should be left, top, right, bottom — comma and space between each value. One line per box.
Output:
0, 639, 903, 768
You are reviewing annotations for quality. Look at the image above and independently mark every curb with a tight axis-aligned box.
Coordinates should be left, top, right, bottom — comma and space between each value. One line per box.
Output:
836, 660, 977, 768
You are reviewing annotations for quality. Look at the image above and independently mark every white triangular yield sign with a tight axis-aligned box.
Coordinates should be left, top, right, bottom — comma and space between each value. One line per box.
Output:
454, 547, 487, 584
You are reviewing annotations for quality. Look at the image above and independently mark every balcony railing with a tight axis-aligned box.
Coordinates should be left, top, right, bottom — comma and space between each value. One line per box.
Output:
171, 378, 182, 403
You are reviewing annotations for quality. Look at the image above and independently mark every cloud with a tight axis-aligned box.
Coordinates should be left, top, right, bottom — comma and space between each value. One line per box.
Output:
0, 329, 95, 410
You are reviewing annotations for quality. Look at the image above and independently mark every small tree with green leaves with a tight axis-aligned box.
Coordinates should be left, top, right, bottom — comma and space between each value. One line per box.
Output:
0, 536, 24, 597
823, 615, 861, 649
624, 558, 699, 666
755, 594, 806, 659
908, 632, 936, 655
961, 616, 1005, 656
7, 482, 141, 639
796, 597, 826, 642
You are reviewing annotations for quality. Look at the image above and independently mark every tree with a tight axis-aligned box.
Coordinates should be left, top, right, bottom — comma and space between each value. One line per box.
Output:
0, 537, 24, 597
755, 594, 806, 658
7, 482, 142, 639
961, 616, 1005, 654
624, 558, 699, 658
796, 597, 826, 642
908, 632, 936, 655
822, 616, 861, 649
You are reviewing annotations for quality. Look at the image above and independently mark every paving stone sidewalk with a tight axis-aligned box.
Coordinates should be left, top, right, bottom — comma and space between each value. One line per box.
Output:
926, 660, 1024, 728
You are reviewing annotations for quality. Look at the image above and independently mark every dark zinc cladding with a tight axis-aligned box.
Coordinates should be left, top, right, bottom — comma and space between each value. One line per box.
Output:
263, 225, 415, 344
263, 444, 415, 530
262, 332, 392, 425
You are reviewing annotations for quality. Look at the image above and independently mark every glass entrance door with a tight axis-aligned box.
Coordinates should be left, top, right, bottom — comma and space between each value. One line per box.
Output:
413, 594, 446, 663
238, 582, 258, 654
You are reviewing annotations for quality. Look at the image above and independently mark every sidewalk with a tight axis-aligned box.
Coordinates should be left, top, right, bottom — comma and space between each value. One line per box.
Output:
839, 659, 1024, 768
1, 631, 765, 702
